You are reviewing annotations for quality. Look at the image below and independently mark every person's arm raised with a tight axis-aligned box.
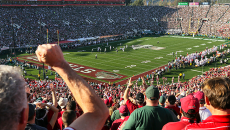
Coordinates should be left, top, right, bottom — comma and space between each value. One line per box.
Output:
141, 77, 148, 90
123, 78, 132, 103
50, 83, 57, 107
36, 44, 109, 130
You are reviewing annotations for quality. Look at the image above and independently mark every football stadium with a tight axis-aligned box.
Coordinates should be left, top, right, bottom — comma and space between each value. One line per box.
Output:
1, 0, 230, 130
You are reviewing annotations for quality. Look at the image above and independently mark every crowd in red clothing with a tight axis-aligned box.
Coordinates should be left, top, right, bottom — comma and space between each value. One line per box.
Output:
24, 62, 230, 130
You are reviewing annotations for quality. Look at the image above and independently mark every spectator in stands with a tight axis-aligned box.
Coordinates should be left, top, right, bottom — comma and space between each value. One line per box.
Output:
58, 97, 68, 113
111, 104, 121, 123
159, 96, 166, 107
35, 102, 59, 130
58, 101, 80, 130
62, 110, 76, 129
110, 105, 129, 130
36, 44, 109, 130
194, 91, 212, 122
165, 95, 181, 118
26, 104, 47, 130
57, 97, 68, 130
0, 65, 28, 130
124, 78, 145, 114
184, 77, 230, 130
162, 94, 200, 130
122, 86, 177, 130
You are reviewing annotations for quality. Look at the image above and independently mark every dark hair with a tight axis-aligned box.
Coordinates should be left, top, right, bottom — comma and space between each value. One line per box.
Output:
130, 93, 133, 97
62, 110, 76, 127
201, 77, 230, 109
28, 113, 34, 121
168, 95, 176, 105
136, 99, 144, 104
35, 109, 48, 128
120, 112, 128, 117
113, 103, 120, 110
66, 101, 76, 111
182, 109, 200, 123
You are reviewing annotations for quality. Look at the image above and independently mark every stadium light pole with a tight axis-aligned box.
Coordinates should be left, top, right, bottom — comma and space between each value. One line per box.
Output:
11, 17, 16, 59
39, 18, 46, 80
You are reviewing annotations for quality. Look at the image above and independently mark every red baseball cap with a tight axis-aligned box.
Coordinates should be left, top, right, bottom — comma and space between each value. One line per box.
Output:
181, 95, 199, 114
104, 99, 109, 105
42, 100, 47, 103
119, 105, 129, 114
193, 91, 204, 101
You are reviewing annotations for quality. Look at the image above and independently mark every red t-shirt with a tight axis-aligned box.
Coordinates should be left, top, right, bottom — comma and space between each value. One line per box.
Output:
184, 114, 230, 130
162, 117, 194, 130
110, 118, 125, 130
57, 111, 65, 130
117, 116, 130, 130
165, 105, 181, 116
126, 99, 144, 114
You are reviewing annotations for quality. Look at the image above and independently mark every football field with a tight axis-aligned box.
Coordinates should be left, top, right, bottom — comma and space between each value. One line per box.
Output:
18, 35, 228, 84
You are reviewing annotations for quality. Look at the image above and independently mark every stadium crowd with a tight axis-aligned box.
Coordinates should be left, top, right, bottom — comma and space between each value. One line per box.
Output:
0, 6, 175, 49
1, 5, 230, 130
0, 44, 230, 130
2, 5, 230, 49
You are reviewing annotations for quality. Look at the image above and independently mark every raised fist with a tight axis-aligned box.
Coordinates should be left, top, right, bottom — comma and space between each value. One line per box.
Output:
35, 44, 65, 67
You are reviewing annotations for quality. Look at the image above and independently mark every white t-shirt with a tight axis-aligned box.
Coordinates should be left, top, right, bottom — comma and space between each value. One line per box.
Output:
199, 106, 212, 122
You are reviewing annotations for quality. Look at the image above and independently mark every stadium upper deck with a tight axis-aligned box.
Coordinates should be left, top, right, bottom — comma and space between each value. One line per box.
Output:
0, 0, 125, 6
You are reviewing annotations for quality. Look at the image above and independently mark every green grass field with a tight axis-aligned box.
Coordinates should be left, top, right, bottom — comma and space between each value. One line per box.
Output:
14, 35, 230, 84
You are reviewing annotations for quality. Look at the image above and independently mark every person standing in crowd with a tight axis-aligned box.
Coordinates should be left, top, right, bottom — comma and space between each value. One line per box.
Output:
110, 105, 129, 130
124, 78, 145, 114
159, 96, 166, 107
26, 104, 47, 130
62, 110, 76, 129
165, 95, 181, 118
162, 94, 200, 130
122, 86, 177, 130
35, 102, 59, 130
0, 65, 29, 130
184, 77, 230, 130
194, 91, 212, 122
35, 44, 109, 130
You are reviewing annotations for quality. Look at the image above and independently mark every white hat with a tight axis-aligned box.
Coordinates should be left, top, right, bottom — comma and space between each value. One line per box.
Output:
58, 98, 68, 109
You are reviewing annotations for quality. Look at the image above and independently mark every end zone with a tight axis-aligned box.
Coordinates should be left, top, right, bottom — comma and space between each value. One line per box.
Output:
18, 55, 127, 83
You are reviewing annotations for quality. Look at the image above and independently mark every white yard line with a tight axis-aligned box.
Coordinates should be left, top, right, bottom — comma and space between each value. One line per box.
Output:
191, 69, 202, 73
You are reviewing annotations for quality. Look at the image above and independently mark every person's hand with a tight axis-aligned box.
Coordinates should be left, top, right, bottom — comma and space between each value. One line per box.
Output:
141, 77, 146, 85
35, 44, 65, 67
127, 78, 133, 88
36, 102, 46, 108
50, 83, 56, 91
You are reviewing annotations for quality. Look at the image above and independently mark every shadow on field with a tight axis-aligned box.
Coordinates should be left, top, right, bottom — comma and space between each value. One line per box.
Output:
62, 37, 148, 54
74, 53, 90, 56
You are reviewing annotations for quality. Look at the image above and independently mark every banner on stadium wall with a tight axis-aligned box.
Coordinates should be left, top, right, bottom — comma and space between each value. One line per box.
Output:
200, 2, 210, 5
1, 47, 9, 51
178, 2, 188, 6
189, 2, 199, 7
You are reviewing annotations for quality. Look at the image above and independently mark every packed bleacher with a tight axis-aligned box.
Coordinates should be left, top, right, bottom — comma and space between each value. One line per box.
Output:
2, 5, 230, 49
0, 6, 176, 49
1, 5, 230, 130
